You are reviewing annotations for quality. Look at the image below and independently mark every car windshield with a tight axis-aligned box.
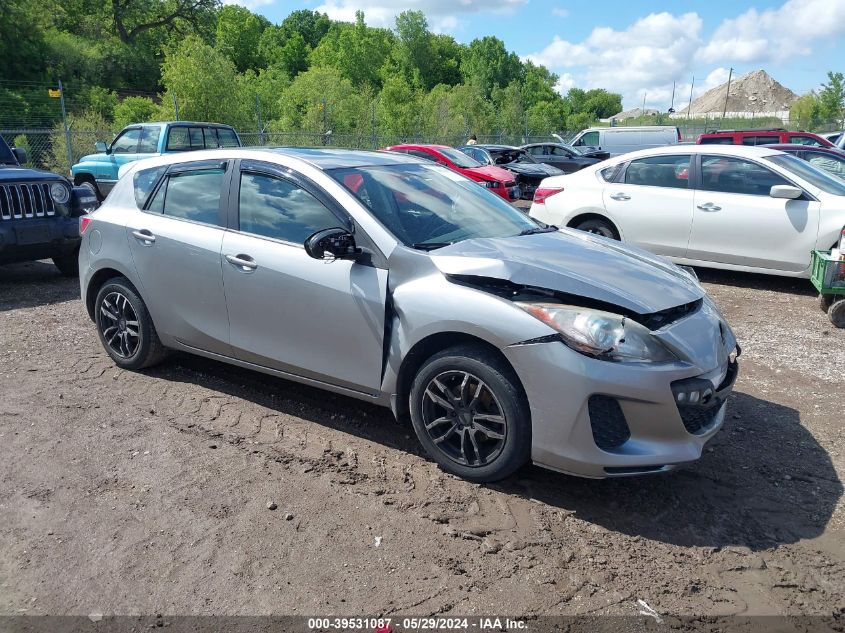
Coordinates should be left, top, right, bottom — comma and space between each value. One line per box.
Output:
439, 147, 482, 168
491, 149, 536, 165
764, 153, 845, 196
329, 163, 545, 249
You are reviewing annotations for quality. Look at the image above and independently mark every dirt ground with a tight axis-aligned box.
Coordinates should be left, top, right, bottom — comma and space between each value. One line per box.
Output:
0, 260, 843, 620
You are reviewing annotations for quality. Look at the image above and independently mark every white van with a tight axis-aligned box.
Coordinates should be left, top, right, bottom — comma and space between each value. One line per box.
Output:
569, 126, 681, 157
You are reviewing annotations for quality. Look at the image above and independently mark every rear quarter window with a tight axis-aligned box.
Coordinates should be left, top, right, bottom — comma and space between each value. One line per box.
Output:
133, 166, 167, 208
215, 128, 240, 147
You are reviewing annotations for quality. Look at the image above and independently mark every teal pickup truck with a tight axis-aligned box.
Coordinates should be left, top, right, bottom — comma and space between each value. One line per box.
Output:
71, 121, 241, 199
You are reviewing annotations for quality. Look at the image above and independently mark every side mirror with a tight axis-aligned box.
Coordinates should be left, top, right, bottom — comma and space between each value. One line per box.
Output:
70, 186, 100, 215
12, 147, 27, 164
305, 228, 359, 261
770, 184, 802, 200
95, 141, 109, 154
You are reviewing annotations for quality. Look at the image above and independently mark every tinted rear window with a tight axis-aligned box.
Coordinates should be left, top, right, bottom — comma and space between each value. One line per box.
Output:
699, 136, 735, 145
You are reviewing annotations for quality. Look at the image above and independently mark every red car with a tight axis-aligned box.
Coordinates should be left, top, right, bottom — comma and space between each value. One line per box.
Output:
696, 128, 835, 148
383, 144, 520, 201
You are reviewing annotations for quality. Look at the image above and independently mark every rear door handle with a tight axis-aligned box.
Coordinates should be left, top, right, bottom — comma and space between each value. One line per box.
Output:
225, 254, 257, 272
609, 193, 631, 201
131, 229, 155, 244
696, 203, 722, 211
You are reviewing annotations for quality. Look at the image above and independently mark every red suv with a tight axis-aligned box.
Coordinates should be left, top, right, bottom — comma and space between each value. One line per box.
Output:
384, 144, 520, 201
696, 128, 835, 147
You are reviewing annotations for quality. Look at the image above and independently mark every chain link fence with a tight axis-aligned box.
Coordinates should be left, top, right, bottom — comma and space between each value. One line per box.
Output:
3, 79, 843, 173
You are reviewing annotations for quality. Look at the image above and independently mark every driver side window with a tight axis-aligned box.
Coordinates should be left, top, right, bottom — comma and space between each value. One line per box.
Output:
577, 131, 599, 147
238, 172, 342, 245
111, 128, 141, 154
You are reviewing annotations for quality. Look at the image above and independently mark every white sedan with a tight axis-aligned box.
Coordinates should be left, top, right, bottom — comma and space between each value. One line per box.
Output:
529, 145, 845, 277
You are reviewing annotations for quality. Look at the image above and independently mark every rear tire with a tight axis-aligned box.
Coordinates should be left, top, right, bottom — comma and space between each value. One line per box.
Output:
94, 277, 168, 370
828, 298, 845, 329
52, 247, 80, 277
409, 344, 530, 482
573, 217, 618, 240
819, 293, 834, 312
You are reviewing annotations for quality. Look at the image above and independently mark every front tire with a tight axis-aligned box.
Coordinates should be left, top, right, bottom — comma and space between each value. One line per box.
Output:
94, 277, 168, 369
52, 247, 80, 277
409, 344, 531, 482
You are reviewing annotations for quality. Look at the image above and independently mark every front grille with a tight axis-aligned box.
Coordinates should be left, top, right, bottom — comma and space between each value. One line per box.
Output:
0, 183, 56, 221
588, 395, 631, 451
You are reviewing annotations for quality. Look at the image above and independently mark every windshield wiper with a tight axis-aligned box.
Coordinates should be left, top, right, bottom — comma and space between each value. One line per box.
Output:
412, 242, 454, 251
518, 225, 558, 236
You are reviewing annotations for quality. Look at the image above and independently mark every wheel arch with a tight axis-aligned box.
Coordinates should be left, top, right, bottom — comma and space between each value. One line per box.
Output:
566, 212, 622, 240
391, 331, 525, 421
85, 267, 135, 321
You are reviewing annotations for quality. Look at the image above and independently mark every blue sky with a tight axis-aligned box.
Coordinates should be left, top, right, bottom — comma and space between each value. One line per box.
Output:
246, 0, 845, 110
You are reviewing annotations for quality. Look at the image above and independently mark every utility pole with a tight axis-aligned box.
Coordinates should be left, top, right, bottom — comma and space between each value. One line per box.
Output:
721, 67, 733, 120
58, 80, 73, 172
172, 92, 180, 121
641, 92, 647, 116
668, 81, 676, 114
686, 76, 695, 120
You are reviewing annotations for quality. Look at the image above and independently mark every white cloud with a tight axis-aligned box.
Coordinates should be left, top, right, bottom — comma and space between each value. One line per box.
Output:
551, 7, 569, 18
554, 73, 576, 94
526, 0, 845, 110
526, 11, 703, 106
700, 0, 845, 64
313, 0, 527, 30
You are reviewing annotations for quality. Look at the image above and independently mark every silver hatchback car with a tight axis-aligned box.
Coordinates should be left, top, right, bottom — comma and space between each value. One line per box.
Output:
79, 148, 739, 482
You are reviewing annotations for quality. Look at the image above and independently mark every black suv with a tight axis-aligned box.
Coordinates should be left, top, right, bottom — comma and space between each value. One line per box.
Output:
0, 134, 98, 276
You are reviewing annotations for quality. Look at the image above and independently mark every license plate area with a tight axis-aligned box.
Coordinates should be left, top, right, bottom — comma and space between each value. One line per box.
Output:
15, 225, 52, 245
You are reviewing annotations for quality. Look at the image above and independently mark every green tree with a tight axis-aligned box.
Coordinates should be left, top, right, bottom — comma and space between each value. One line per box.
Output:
582, 89, 622, 119
818, 71, 845, 124
393, 11, 433, 89
113, 95, 159, 128
277, 9, 330, 49
272, 67, 366, 135
790, 93, 823, 129
311, 12, 394, 89
160, 35, 250, 128
377, 75, 420, 138
460, 36, 523, 98
215, 5, 269, 72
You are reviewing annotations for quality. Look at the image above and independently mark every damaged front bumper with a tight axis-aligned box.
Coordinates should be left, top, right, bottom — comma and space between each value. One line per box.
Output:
503, 325, 739, 479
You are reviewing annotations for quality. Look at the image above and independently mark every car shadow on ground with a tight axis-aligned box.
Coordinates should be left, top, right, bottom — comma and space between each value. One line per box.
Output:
152, 355, 840, 553
0, 261, 79, 312
695, 267, 817, 297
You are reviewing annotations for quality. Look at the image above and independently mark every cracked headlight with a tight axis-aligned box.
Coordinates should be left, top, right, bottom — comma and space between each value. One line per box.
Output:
516, 302, 678, 363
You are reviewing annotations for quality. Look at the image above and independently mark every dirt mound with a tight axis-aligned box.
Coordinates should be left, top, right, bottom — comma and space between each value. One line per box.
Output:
680, 69, 797, 115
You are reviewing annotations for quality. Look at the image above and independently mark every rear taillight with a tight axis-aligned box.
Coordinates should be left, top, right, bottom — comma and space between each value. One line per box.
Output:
79, 216, 92, 234
533, 187, 564, 205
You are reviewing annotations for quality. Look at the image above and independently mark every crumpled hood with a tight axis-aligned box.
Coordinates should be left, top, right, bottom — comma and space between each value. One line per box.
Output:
0, 166, 67, 182
506, 162, 562, 177
430, 229, 704, 314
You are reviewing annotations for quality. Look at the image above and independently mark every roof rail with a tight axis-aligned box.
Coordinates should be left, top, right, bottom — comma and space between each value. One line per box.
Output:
704, 128, 787, 134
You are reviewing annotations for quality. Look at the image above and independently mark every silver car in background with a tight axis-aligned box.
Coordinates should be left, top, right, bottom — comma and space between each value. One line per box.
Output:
79, 148, 739, 482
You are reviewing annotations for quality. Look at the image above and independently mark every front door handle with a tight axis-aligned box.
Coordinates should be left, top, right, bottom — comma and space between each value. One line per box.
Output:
696, 203, 722, 212
131, 229, 155, 245
225, 253, 257, 272
609, 193, 631, 201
